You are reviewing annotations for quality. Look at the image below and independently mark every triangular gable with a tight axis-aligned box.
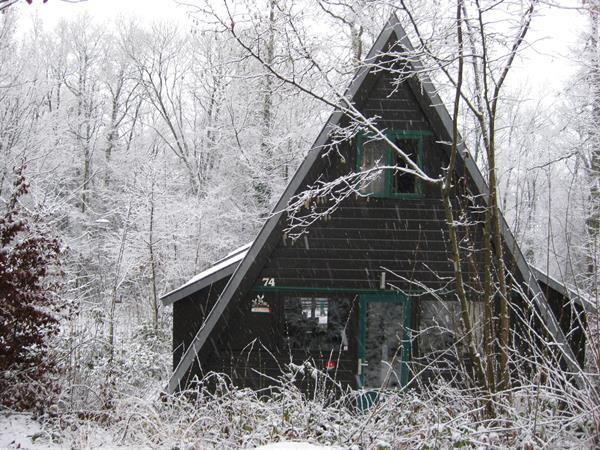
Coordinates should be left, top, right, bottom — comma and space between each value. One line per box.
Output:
166, 14, 580, 394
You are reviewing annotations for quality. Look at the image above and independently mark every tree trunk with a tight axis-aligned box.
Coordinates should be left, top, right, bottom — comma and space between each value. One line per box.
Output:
148, 182, 159, 333
108, 201, 132, 364
442, 0, 489, 395
254, 0, 276, 209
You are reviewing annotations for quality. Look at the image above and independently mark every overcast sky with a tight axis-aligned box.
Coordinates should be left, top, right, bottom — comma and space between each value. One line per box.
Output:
19, 0, 588, 105
27, 0, 188, 24
518, 3, 587, 99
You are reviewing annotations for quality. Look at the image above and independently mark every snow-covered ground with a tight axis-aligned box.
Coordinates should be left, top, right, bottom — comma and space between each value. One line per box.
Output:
0, 413, 342, 450
0, 413, 133, 450
254, 444, 340, 450
1, 413, 62, 450
0, 413, 53, 450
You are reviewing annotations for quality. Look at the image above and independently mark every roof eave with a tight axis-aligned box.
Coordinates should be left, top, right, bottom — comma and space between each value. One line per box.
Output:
531, 265, 596, 315
160, 263, 238, 306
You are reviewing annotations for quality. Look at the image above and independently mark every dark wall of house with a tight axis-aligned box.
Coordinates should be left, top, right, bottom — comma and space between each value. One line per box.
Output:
539, 280, 587, 367
259, 197, 485, 292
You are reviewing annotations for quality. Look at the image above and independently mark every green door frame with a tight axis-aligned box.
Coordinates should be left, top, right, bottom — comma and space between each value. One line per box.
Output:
358, 292, 412, 388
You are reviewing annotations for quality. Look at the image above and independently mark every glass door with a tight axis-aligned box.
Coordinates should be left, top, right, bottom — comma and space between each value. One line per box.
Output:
358, 293, 411, 388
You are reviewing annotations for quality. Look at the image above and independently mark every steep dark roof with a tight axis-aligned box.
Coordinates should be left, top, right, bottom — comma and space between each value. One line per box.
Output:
165, 14, 582, 394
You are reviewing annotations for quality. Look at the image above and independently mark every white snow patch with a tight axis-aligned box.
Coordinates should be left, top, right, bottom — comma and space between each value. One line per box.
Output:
0, 413, 135, 450
183, 249, 247, 286
253, 443, 342, 450
225, 242, 252, 258
0, 414, 58, 450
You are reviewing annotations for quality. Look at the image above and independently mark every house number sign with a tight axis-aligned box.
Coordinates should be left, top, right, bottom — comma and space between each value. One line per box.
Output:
262, 277, 276, 287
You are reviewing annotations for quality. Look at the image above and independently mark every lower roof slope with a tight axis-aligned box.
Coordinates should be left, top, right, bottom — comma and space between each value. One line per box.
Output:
160, 244, 250, 306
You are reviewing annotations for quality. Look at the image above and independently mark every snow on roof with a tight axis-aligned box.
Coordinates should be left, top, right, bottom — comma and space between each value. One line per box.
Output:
160, 243, 251, 305
179, 247, 248, 290
217, 242, 252, 263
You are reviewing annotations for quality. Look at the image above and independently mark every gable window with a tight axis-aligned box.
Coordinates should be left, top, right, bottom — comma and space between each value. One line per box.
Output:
357, 131, 428, 198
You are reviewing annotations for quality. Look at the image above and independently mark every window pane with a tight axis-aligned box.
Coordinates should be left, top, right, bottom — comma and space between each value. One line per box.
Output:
360, 140, 386, 194
283, 297, 351, 353
418, 300, 484, 355
391, 138, 419, 193
418, 300, 460, 357
363, 301, 406, 388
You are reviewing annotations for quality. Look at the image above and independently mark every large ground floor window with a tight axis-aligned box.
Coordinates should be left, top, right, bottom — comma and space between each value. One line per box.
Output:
282, 296, 352, 355
245, 287, 485, 389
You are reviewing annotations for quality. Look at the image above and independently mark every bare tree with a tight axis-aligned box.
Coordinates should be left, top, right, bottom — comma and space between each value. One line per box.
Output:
55, 15, 106, 213
101, 30, 141, 187
125, 22, 226, 197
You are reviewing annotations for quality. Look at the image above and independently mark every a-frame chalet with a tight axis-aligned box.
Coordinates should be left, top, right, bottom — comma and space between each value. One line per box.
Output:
161, 16, 588, 394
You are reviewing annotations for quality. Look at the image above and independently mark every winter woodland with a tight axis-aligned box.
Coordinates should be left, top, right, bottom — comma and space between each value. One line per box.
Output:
0, 0, 598, 448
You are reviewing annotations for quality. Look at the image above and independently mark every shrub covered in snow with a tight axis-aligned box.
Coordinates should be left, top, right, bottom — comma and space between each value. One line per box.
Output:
14, 361, 596, 449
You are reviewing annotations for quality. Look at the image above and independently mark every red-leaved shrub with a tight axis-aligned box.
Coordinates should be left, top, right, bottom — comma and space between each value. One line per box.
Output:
0, 168, 62, 411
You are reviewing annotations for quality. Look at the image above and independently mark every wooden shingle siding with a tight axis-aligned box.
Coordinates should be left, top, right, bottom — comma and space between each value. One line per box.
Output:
363, 75, 430, 131
252, 155, 485, 294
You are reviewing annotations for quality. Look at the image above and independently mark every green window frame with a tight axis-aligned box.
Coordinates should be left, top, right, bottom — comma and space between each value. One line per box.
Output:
356, 130, 430, 199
